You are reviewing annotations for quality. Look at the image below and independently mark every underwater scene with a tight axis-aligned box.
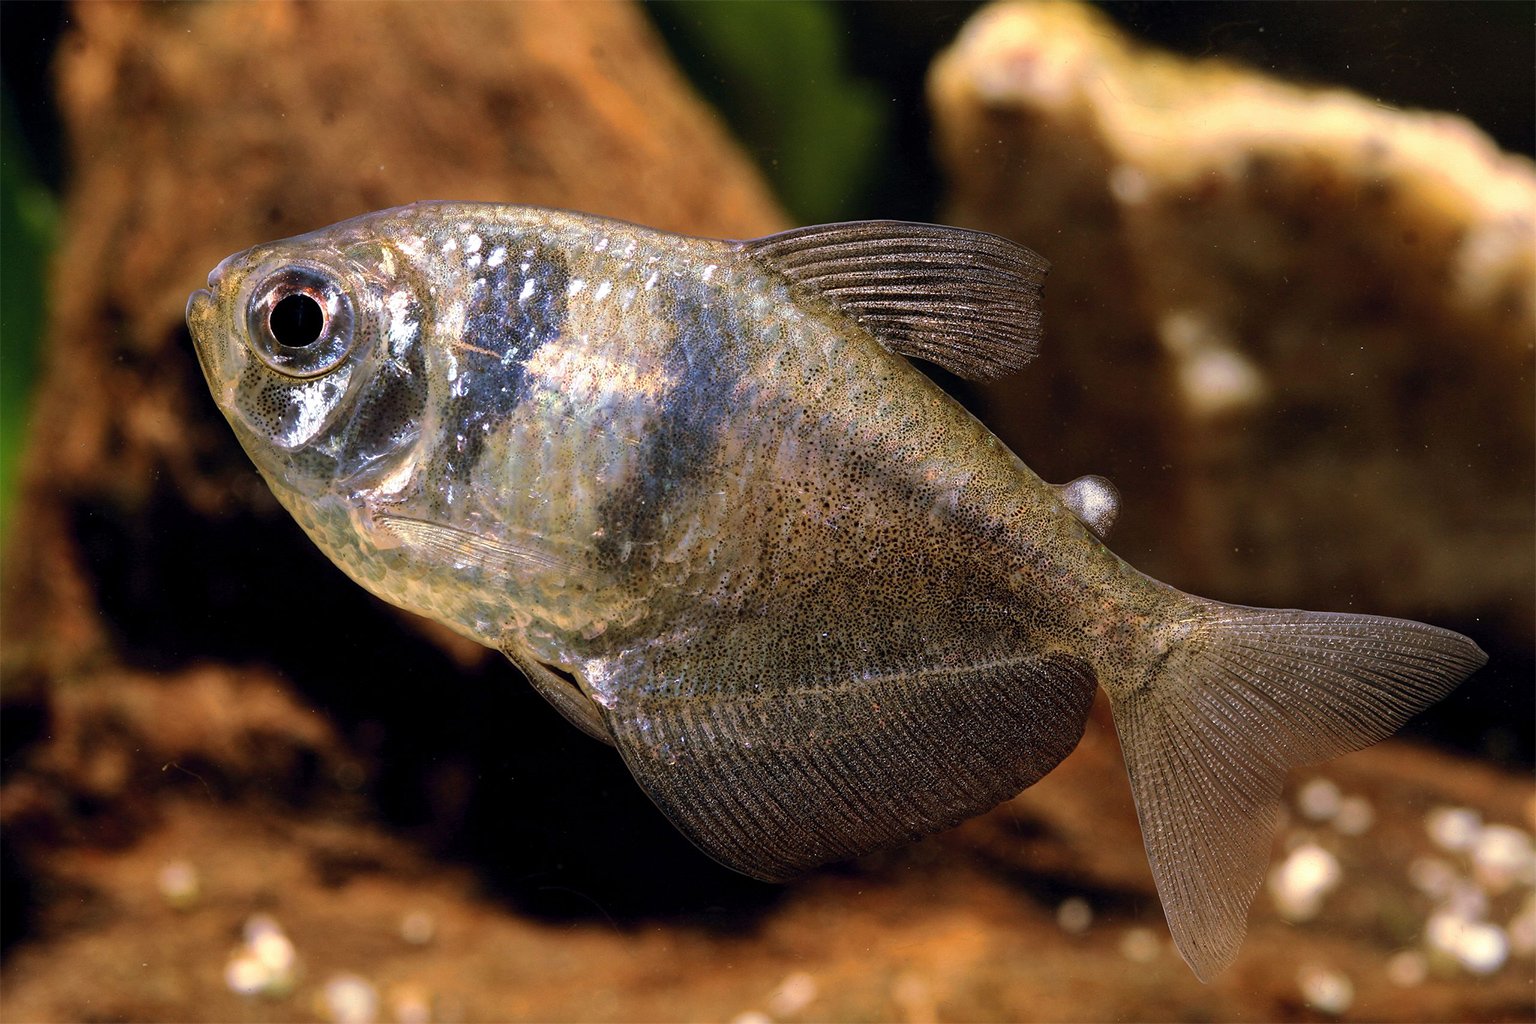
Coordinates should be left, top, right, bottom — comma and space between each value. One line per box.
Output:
1, 3, 1532, 1022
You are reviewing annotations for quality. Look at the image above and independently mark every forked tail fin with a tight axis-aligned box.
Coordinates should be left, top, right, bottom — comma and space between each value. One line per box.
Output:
1106, 603, 1486, 981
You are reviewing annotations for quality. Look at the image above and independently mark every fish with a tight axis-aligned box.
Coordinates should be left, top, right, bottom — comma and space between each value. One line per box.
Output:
186, 201, 1485, 980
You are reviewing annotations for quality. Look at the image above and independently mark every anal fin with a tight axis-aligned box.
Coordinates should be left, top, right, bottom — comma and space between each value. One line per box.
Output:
601, 652, 1096, 882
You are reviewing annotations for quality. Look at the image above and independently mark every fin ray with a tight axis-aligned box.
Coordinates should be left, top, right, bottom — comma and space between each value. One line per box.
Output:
1109, 605, 1484, 980
602, 653, 1096, 882
740, 221, 1049, 381
373, 512, 601, 589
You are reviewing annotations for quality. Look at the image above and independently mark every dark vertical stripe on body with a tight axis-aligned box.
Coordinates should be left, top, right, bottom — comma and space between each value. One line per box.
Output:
596, 276, 752, 561
433, 236, 569, 493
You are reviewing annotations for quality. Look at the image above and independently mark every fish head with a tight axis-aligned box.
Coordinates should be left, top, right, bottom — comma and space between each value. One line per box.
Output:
187, 215, 433, 503
186, 205, 609, 647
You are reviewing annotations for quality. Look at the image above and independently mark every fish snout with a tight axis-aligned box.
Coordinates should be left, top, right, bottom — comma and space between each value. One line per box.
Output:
207, 250, 243, 290
186, 287, 212, 321
186, 248, 244, 335
185, 286, 222, 388
185, 275, 245, 397
185, 284, 216, 348
187, 250, 248, 355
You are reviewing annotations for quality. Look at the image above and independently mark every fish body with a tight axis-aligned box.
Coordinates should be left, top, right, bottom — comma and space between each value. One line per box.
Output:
188, 202, 1484, 980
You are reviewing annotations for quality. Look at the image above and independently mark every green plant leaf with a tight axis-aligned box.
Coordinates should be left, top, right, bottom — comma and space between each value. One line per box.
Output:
649, 0, 889, 225
1, 86, 58, 544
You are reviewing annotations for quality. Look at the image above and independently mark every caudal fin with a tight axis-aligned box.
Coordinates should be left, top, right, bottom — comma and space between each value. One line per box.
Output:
1107, 604, 1485, 981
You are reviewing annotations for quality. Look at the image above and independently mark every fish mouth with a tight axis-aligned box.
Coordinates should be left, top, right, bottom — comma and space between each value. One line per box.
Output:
185, 287, 215, 369
185, 251, 243, 341
186, 287, 212, 319
185, 283, 241, 404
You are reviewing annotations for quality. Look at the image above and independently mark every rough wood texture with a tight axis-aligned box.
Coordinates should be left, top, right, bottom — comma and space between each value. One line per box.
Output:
6, 0, 788, 671
1, 2, 1531, 1022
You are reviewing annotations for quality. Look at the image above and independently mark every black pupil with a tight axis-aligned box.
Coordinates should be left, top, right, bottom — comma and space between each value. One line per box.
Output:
269, 293, 325, 348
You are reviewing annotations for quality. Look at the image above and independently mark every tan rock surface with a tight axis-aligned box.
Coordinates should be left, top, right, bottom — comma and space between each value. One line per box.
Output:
931, 1, 1535, 646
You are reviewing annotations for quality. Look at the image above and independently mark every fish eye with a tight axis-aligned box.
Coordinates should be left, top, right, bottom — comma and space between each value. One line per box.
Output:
269, 293, 325, 348
245, 265, 357, 378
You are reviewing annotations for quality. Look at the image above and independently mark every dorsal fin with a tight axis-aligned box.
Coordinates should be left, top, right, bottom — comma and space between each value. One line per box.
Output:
1053, 474, 1120, 539
739, 221, 1049, 381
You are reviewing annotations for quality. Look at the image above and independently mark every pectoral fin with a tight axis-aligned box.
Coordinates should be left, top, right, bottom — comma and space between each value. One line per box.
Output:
740, 221, 1049, 381
599, 652, 1096, 882
502, 644, 613, 745
373, 512, 601, 589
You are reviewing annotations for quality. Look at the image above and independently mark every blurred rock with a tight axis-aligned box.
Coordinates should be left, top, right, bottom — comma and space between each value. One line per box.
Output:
930, 2, 1535, 649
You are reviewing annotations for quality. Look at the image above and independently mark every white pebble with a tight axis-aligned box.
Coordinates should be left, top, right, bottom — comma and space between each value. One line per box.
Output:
321, 973, 380, 1024
1386, 949, 1427, 987
1407, 856, 1457, 899
156, 860, 200, 910
1269, 843, 1342, 921
400, 910, 436, 946
768, 971, 818, 1016
1426, 806, 1482, 852
1108, 164, 1150, 205
1456, 922, 1509, 974
243, 912, 284, 944
225, 952, 270, 997
250, 928, 297, 974
1443, 879, 1490, 920
1333, 796, 1375, 836
1297, 964, 1354, 1015
1118, 927, 1160, 963
1298, 778, 1342, 822
1056, 897, 1093, 935
226, 914, 299, 996
389, 983, 433, 1024
1426, 909, 1465, 952
1426, 911, 1509, 974
891, 974, 936, 1023
1472, 824, 1534, 892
